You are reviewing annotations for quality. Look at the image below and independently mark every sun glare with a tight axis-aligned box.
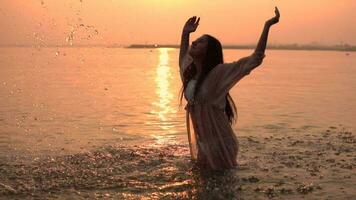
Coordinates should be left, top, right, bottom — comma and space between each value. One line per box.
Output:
149, 48, 178, 144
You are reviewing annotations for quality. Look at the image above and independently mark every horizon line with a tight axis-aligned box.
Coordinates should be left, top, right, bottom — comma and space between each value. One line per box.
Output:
1, 43, 355, 52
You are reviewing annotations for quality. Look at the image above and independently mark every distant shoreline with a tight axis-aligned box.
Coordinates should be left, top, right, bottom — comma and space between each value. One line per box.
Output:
126, 44, 356, 52
1, 44, 355, 52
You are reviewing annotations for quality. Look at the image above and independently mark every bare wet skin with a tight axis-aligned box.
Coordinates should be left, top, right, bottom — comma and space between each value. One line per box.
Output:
1, 126, 355, 199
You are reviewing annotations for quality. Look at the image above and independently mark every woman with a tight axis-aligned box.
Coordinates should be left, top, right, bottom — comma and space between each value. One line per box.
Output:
179, 7, 280, 170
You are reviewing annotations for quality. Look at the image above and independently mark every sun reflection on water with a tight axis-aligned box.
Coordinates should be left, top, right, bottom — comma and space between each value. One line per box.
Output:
150, 48, 178, 144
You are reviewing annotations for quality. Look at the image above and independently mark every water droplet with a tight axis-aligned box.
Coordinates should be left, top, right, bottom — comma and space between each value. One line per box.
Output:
66, 34, 74, 46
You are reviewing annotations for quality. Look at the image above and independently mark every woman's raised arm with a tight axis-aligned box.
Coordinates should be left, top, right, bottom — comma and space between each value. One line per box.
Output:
209, 8, 280, 94
237, 6, 280, 74
255, 7, 280, 55
179, 16, 200, 68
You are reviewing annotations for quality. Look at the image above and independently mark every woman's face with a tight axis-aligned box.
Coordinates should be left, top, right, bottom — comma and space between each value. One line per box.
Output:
189, 35, 208, 58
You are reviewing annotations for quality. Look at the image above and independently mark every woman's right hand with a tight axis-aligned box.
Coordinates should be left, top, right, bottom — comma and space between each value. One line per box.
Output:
265, 7, 280, 27
183, 16, 200, 34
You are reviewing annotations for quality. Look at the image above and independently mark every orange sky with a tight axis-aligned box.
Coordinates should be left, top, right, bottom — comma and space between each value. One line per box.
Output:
0, 0, 355, 46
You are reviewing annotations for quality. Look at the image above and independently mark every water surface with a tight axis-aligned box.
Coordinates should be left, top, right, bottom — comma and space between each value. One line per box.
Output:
0, 47, 355, 159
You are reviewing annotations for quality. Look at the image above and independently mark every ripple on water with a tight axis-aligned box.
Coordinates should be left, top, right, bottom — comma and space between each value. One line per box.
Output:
0, 144, 245, 199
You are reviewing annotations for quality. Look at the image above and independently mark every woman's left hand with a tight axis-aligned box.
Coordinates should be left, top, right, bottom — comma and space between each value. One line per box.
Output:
266, 7, 280, 26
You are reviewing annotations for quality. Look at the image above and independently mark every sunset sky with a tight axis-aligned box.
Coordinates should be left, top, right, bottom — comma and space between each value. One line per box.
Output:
0, 0, 355, 46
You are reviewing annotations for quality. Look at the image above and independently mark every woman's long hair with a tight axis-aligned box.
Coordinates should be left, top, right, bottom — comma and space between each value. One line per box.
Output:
180, 34, 237, 124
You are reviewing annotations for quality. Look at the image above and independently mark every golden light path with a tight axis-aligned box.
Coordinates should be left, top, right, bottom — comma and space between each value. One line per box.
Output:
150, 48, 178, 144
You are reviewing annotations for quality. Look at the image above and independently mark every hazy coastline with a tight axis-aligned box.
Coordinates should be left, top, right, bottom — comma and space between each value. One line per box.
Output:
1, 44, 355, 52
126, 44, 356, 52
